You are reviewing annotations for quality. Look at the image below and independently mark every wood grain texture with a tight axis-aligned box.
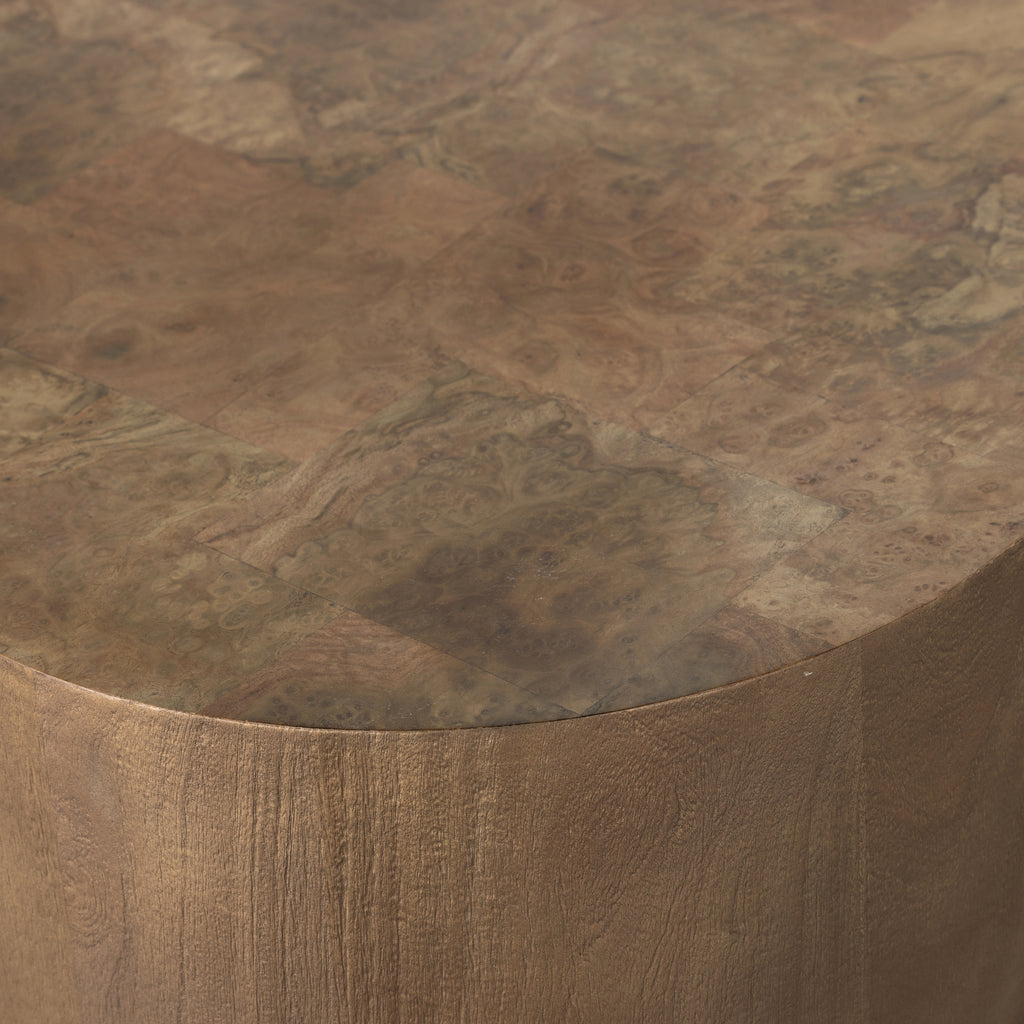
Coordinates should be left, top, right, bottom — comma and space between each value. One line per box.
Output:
2, 1, 1023, 1017
198, 364, 840, 712
0, 385, 340, 710
0, 659, 80, 1024
3, 537, 1024, 1020
0, 632, 866, 1022
863, 540, 1024, 1023
200, 611, 577, 728
5, 0, 1024, 722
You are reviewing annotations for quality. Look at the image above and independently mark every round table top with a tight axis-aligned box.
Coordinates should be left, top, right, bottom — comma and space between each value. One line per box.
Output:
3, 0, 1024, 729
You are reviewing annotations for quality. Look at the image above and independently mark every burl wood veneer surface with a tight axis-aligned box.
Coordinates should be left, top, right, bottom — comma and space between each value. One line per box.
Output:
4, 0, 1024, 726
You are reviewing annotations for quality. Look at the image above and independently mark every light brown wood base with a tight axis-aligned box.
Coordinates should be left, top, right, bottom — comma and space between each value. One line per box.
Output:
2, 541, 1022, 1023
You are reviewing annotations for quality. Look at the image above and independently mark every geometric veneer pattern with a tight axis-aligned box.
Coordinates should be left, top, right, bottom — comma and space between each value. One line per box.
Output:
4, 1, 1024, 1018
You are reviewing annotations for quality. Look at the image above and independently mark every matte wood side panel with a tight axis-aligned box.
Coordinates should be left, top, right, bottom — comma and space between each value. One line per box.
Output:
3, 655, 864, 1022
0, 659, 80, 1024
863, 541, 1024, 1023
2, 541, 1024, 1021
368, 650, 864, 1023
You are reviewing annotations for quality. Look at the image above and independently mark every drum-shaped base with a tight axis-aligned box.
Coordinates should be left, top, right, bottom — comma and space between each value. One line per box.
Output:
2, 541, 1023, 1023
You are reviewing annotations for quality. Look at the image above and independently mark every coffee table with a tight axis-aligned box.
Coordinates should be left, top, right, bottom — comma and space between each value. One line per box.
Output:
2, 1, 1023, 1019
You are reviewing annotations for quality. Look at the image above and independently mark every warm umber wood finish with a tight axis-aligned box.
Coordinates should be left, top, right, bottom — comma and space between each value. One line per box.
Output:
3, 0, 1024, 1019
2, 540, 1023, 1021
6, 0, 1024, 724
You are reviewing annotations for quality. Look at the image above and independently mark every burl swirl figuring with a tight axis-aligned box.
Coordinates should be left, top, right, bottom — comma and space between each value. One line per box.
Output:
1, 1, 1023, 1021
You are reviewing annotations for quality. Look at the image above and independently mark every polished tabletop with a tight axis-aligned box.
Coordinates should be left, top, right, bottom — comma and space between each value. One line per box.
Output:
3, 0, 1024, 728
